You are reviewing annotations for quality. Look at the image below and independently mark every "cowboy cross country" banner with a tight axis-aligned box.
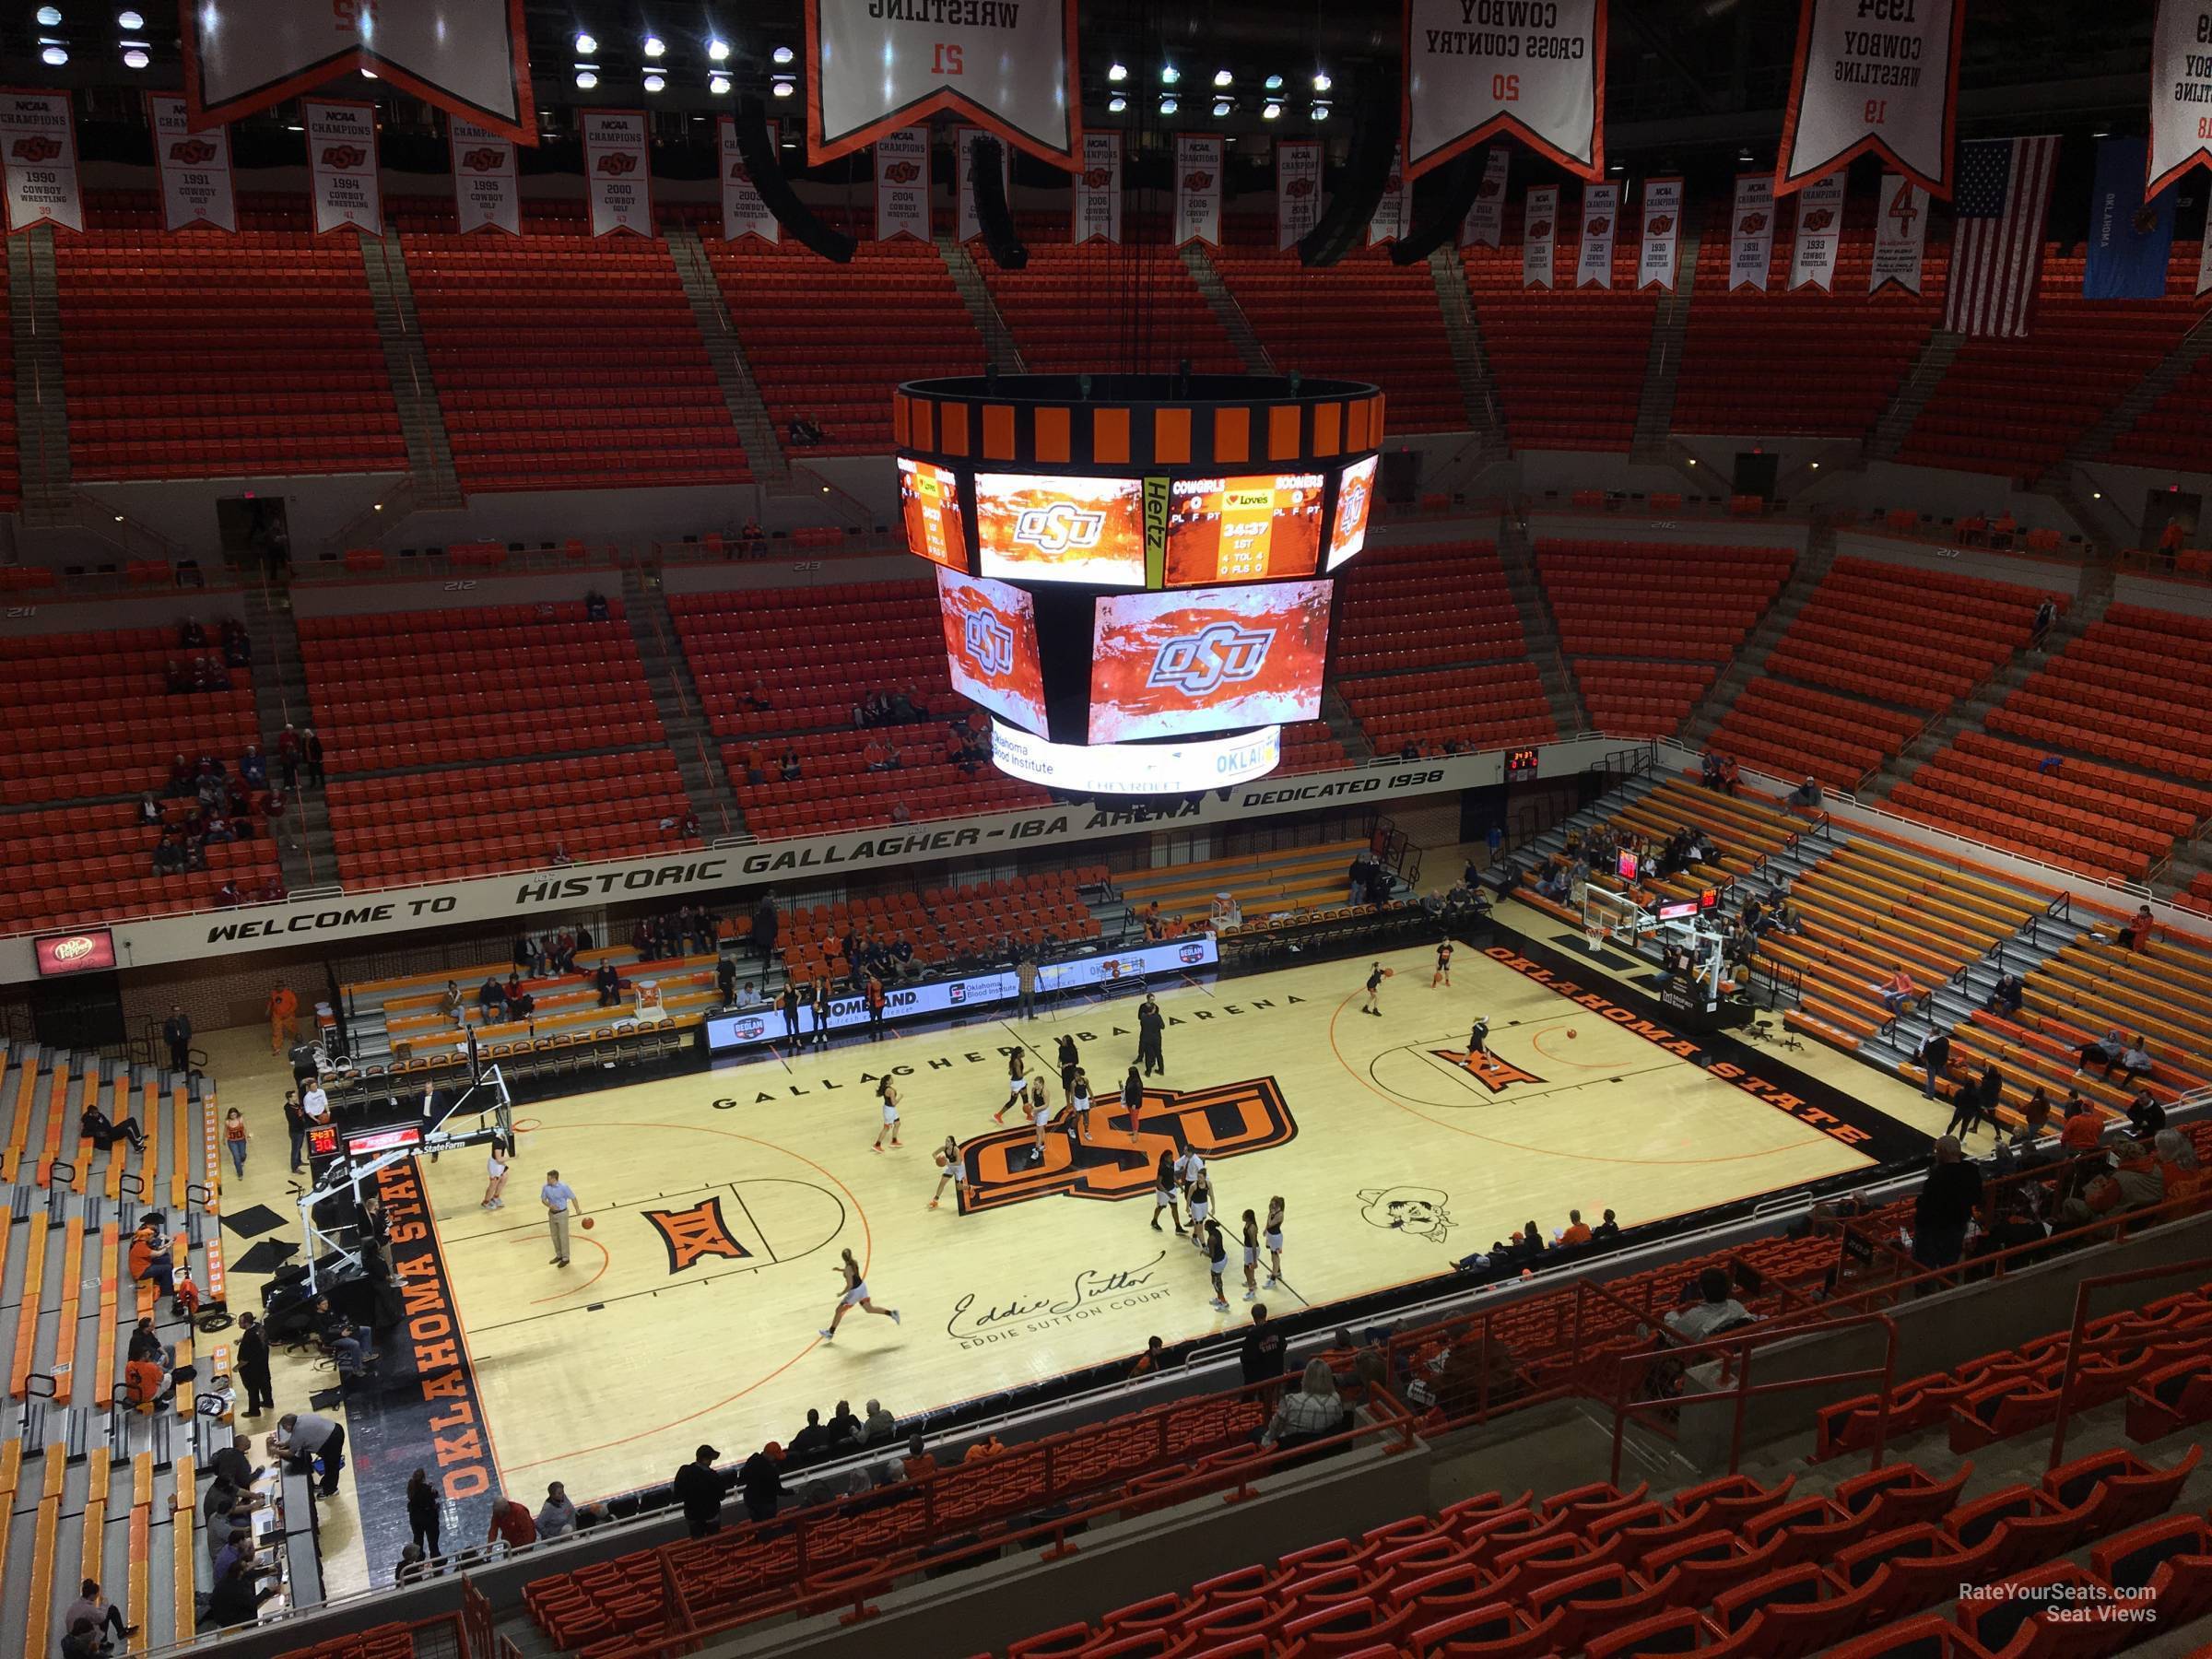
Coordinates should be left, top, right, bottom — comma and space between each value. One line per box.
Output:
1404, 0, 1606, 180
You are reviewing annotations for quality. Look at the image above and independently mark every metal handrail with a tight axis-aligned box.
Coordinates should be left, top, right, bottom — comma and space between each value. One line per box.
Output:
2044, 1252, 2212, 1472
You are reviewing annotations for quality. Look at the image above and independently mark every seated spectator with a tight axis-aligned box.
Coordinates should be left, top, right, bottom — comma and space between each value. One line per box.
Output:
215, 881, 241, 908
1556, 1209, 1593, 1246
584, 590, 609, 621
1662, 1266, 1755, 1343
536, 1482, 579, 1540
1590, 1208, 1621, 1241
1877, 964, 1917, 1016
2154, 1129, 2205, 1206
221, 618, 251, 666
179, 616, 206, 649
124, 1354, 175, 1410
166, 754, 194, 797
239, 746, 266, 787
861, 1399, 897, 1443
82, 1103, 147, 1154
900, 1437, 936, 1483
2115, 904, 2156, 952
2127, 1093, 2166, 1138
595, 961, 621, 1008
2077, 1025, 2133, 1077
2115, 1036, 2156, 1084
789, 414, 825, 448
548, 841, 574, 867
740, 520, 766, 554
1261, 1359, 1350, 1451
1535, 863, 1571, 902
2060, 1095, 2107, 1152
485, 1492, 537, 1551
1786, 775, 1823, 811
478, 976, 507, 1023
129, 1220, 175, 1297
137, 792, 163, 827
779, 746, 801, 782
2062, 1140, 2166, 1226
1986, 972, 2025, 1017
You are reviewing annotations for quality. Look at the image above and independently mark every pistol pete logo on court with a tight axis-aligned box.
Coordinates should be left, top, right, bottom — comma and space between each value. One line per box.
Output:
642, 1195, 754, 1274
957, 1077, 1296, 1214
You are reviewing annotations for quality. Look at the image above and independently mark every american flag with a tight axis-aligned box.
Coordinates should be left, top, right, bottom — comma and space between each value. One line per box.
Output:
1945, 136, 2061, 338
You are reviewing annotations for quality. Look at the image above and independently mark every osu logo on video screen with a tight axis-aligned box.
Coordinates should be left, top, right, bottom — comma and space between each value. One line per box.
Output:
959, 1077, 1295, 1214
961, 608, 1016, 677
1012, 501, 1105, 555
1147, 622, 1273, 695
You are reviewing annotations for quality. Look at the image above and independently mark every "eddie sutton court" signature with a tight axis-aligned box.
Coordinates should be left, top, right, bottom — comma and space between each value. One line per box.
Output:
947, 1252, 1173, 1346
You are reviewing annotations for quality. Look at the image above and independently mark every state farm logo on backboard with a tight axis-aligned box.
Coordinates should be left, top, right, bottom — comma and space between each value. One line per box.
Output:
961, 608, 1016, 677
1012, 501, 1104, 555
1147, 622, 1273, 695
11, 135, 59, 163
169, 139, 218, 166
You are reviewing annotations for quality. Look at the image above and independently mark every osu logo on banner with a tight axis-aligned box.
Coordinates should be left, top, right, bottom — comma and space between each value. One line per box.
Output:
883, 160, 922, 184
461, 147, 505, 172
1147, 622, 1272, 696
1284, 177, 1315, 198
1801, 207, 1836, 231
1738, 212, 1769, 235
1585, 216, 1612, 235
1183, 171, 1214, 191
959, 1077, 1295, 1214
642, 1196, 753, 1273
962, 608, 1016, 677
12, 135, 60, 162
1083, 167, 1112, 188
597, 151, 639, 175
1527, 218, 1553, 239
1011, 501, 1104, 554
1646, 214, 1675, 234
169, 139, 218, 165
321, 145, 367, 170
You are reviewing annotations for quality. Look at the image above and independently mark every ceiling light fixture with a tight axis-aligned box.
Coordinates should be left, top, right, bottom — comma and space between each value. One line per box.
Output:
1160, 64, 1180, 85
118, 7, 145, 27
1107, 94, 1126, 112
707, 37, 731, 62
642, 35, 665, 58
573, 66, 598, 88
1312, 70, 1331, 91
1213, 68, 1232, 87
1261, 100, 1281, 119
772, 45, 795, 65
712, 71, 734, 95
1311, 101, 1330, 120
644, 71, 665, 92
360, 66, 377, 77
574, 31, 598, 56
1212, 97, 1231, 116
123, 44, 149, 68
1107, 61, 1126, 82
1264, 74, 1283, 90
1159, 94, 1179, 114
41, 45, 68, 65
36, 6, 61, 25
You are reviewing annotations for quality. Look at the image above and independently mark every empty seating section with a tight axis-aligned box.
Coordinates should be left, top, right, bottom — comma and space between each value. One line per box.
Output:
0, 235, 18, 506
0, 620, 276, 933
1674, 199, 1944, 436
712, 240, 982, 453
780, 868, 1102, 984
1211, 247, 1465, 429
1710, 556, 2057, 789
1536, 539, 1794, 736
56, 228, 403, 481
671, 581, 1053, 837
2105, 355, 2212, 472
1464, 227, 1651, 451
1119, 841, 1375, 931
1332, 539, 1556, 753
984, 243, 1243, 374
1897, 249, 2206, 479
402, 233, 748, 491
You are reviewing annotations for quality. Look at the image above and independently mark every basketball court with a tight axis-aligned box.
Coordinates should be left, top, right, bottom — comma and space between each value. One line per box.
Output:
364, 909, 1947, 1512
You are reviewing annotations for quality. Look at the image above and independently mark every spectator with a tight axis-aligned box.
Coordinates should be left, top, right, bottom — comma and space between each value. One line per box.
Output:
65, 1580, 133, 1644
1238, 1303, 1285, 1394
536, 1482, 578, 1540
789, 414, 824, 448
899, 1437, 937, 1483
485, 1492, 536, 1550
861, 1398, 897, 1443
2127, 1094, 2166, 1138
738, 1443, 791, 1523
827, 1399, 862, 1449
594, 961, 621, 1008
2115, 1036, 2156, 1085
584, 590, 609, 621
201, 1558, 265, 1629
1557, 1209, 1592, 1246
2115, 904, 2156, 953
2031, 596, 2056, 646
478, 975, 507, 1024
1914, 1027, 1952, 1101
2011, 1088, 2054, 1148
548, 841, 573, 868
61, 1614, 106, 1659
1985, 972, 2026, 1017
2078, 1025, 2134, 1077
1662, 1266, 1755, 1344
1911, 1136, 1983, 1273
1877, 964, 1917, 1017
128, 1219, 174, 1298
1260, 1359, 1349, 1451
163, 1006, 193, 1072
276, 724, 300, 791
673, 1445, 734, 1539
2154, 1129, 2205, 1206
394, 1545, 432, 1587
82, 1102, 148, 1154
211, 1433, 257, 1493
239, 745, 266, 789
1787, 776, 1823, 811
2063, 1139, 2167, 1226
439, 981, 465, 1023
1590, 1208, 1621, 1241
301, 726, 325, 789
787, 1407, 830, 1465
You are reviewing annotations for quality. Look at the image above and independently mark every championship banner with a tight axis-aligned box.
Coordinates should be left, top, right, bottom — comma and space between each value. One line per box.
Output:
1460, 147, 1509, 248
449, 120, 519, 236
875, 126, 931, 241
1638, 176, 1683, 290
956, 125, 1011, 243
720, 116, 780, 243
1367, 147, 1408, 245
1788, 172, 1846, 290
1277, 138, 1323, 250
1774, 0, 1963, 198
1404, 0, 1606, 181
182, 0, 533, 144
1870, 172, 1927, 293
805, 0, 1079, 170
0, 90, 82, 233
1522, 185, 1558, 288
1177, 134, 1224, 249
305, 100, 380, 235
581, 110, 651, 238
1576, 182, 1618, 288
2149, 1, 2212, 194
150, 94, 236, 233
1074, 131, 1121, 244
2199, 214, 2212, 299
1728, 173, 1775, 291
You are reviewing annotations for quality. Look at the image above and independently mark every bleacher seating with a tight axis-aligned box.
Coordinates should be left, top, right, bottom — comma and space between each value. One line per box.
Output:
711, 238, 983, 454
1536, 538, 1794, 736
401, 229, 749, 491
779, 867, 1105, 986
982, 243, 1244, 375
1117, 841, 1381, 932
2104, 355, 2212, 473
1896, 249, 2207, 480
1463, 214, 1652, 452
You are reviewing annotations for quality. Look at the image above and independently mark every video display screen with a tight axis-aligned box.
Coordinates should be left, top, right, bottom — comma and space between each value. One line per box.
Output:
975, 472, 1147, 587
34, 928, 116, 977
936, 567, 1050, 736
1163, 473, 1324, 586
899, 457, 966, 571
1327, 454, 1379, 571
1088, 579, 1331, 743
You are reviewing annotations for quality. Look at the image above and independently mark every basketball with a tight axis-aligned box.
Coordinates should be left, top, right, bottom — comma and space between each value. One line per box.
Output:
580, 1218, 594, 1230
1382, 968, 1394, 978
1567, 1029, 1578, 1039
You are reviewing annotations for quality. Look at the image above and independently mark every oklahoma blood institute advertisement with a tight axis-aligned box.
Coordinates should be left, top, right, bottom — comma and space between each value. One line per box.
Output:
1088, 580, 1331, 743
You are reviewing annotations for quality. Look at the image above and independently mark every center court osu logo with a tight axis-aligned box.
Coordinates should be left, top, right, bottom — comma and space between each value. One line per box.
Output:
1012, 500, 1104, 554
12, 136, 60, 162
961, 608, 1016, 677
958, 1077, 1295, 1214
1147, 622, 1274, 696
642, 1196, 754, 1273
169, 139, 218, 166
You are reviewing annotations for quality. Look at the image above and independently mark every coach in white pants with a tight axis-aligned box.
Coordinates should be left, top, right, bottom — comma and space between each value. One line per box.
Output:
542, 1171, 582, 1266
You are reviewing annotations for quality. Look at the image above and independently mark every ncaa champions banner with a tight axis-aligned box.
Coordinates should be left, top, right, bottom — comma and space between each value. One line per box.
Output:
1638, 176, 1682, 290
956, 126, 1011, 242
449, 121, 519, 236
1788, 171, 1846, 289
1576, 182, 1618, 287
305, 100, 380, 235
1368, 146, 1409, 244
805, 0, 1080, 169
2149, 1, 2212, 194
182, 0, 533, 144
875, 126, 931, 241
1460, 147, 1510, 247
1177, 134, 1224, 248
1277, 138, 1324, 249
150, 95, 236, 233
1775, 0, 1964, 198
1729, 173, 1775, 290
582, 111, 651, 238
1074, 132, 1121, 243
1403, 0, 1606, 180
721, 117, 780, 243
1870, 172, 1928, 293
1522, 185, 1558, 287
0, 90, 82, 233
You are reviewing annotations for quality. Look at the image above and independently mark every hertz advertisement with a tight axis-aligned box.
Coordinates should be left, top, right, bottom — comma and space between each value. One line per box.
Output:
1088, 580, 1331, 743
936, 567, 1050, 736
899, 457, 967, 571
975, 472, 1147, 587
1163, 473, 1324, 586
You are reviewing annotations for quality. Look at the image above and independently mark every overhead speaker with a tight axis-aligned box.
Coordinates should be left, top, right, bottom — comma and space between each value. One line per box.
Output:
969, 134, 1027, 270
1297, 83, 1399, 268
1391, 150, 1483, 265
734, 96, 853, 264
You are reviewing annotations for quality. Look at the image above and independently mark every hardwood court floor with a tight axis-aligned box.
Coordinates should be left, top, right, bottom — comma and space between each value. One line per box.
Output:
397, 926, 1939, 1508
